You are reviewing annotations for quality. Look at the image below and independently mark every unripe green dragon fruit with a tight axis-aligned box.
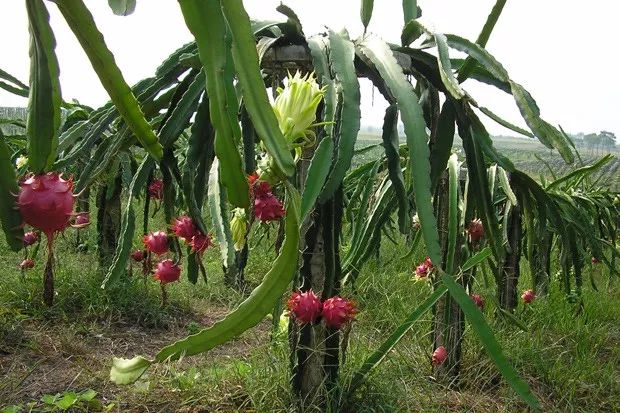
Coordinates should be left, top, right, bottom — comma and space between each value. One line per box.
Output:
230, 208, 248, 251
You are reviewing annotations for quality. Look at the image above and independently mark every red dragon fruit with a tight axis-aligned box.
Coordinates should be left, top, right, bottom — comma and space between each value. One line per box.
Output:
287, 290, 322, 324
252, 181, 272, 199
17, 173, 78, 306
22, 231, 39, 247
415, 263, 429, 279
19, 258, 35, 270
130, 250, 145, 262
471, 294, 484, 310
18, 173, 75, 245
143, 231, 169, 255
424, 256, 433, 269
249, 178, 285, 222
432, 346, 448, 366
322, 296, 357, 329
521, 289, 536, 304
591, 257, 600, 265
171, 215, 198, 242
148, 179, 163, 200
254, 195, 285, 222
153, 259, 181, 284
467, 218, 484, 242
190, 233, 212, 254
73, 212, 90, 228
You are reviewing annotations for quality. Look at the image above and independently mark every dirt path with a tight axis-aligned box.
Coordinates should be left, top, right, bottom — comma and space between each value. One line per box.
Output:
0, 306, 269, 412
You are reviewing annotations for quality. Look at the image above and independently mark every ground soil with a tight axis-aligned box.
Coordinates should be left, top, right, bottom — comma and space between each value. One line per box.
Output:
0, 305, 268, 412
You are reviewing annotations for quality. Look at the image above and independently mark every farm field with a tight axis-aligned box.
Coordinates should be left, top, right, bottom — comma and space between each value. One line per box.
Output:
1, 228, 619, 412
355, 133, 620, 190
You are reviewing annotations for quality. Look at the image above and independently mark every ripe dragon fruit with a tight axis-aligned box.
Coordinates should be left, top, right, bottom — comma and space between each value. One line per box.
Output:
18, 173, 77, 305
322, 296, 357, 329
252, 181, 272, 199
22, 231, 39, 246
470, 294, 484, 310
424, 256, 433, 269
143, 231, 169, 255
249, 177, 285, 222
415, 263, 429, 279
130, 250, 145, 262
73, 212, 90, 228
171, 215, 198, 243
287, 290, 322, 324
148, 179, 163, 200
18, 173, 75, 245
190, 233, 212, 254
154, 259, 181, 284
467, 218, 484, 242
20, 258, 35, 270
521, 289, 536, 304
254, 194, 285, 222
432, 346, 448, 366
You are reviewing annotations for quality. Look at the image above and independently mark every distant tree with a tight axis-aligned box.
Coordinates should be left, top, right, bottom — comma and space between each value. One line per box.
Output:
568, 132, 584, 147
599, 130, 617, 152
583, 133, 600, 153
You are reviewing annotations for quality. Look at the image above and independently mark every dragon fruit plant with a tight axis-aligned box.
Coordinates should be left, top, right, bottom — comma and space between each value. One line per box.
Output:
4, 0, 591, 409
229, 73, 322, 244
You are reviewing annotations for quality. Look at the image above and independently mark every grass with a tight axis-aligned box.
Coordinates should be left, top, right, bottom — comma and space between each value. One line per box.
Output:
0, 220, 619, 412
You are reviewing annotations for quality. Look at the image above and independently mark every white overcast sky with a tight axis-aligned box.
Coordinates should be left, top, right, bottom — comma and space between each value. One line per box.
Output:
0, 1, 618, 137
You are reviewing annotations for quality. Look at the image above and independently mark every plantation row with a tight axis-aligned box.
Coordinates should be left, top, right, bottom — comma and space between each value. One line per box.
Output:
0, 0, 618, 411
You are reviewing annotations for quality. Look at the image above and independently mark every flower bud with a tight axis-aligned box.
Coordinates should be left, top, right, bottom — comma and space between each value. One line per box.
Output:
15, 155, 28, 169
230, 208, 248, 251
